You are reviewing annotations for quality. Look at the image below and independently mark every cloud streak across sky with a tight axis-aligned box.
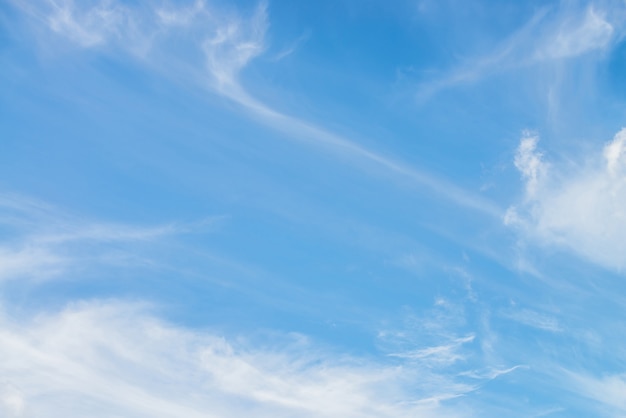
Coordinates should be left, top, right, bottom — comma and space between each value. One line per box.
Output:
11, 0, 501, 217
0, 301, 470, 418
0, 197, 518, 417
4, 0, 626, 417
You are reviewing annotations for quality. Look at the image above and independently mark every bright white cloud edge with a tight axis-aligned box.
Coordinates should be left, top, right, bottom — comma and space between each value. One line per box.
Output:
507, 127, 626, 271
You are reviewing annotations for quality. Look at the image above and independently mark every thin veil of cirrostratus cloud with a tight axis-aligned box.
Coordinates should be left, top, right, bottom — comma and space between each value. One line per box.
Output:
11, 0, 501, 217
506, 128, 626, 271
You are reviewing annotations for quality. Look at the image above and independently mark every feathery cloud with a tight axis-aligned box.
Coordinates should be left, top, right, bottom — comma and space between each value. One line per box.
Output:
563, 370, 626, 414
0, 193, 218, 282
416, 4, 620, 100
535, 7, 614, 60
9, 0, 499, 217
0, 300, 472, 418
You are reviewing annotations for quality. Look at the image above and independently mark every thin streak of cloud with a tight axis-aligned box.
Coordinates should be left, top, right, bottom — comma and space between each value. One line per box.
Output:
0, 193, 222, 282
389, 335, 475, 366
416, 4, 621, 100
562, 370, 626, 414
223, 88, 502, 216
0, 300, 473, 418
270, 31, 311, 61
194, 5, 501, 217
0, 246, 67, 282
156, 0, 205, 27
459, 365, 527, 380
501, 308, 562, 333
534, 7, 614, 60
10, 0, 500, 218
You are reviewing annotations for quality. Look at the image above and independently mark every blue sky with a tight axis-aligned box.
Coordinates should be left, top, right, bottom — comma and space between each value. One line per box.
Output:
2, 0, 626, 416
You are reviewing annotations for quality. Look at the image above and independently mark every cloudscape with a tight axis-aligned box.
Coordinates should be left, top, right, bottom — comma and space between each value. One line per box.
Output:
2, 0, 626, 416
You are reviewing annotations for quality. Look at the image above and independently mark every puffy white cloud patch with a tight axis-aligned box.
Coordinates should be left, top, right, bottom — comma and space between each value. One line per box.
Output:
507, 128, 626, 270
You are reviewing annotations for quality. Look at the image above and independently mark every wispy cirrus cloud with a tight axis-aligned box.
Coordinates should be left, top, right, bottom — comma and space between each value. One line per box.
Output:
501, 307, 562, 333
416, 4, 622, 100
12, 0, 155, 55
46, 0, 128, 47
0, 300, 477, 418
0, 194, 521, 417
505, 128, 626, 271
9, 0, 500, 217
534, 6, 614, 60
388, 334, 475, 366
560, 370, 626, 415
0, 246, 67, 282
377, 298, 523, 395
270, 31, 311, 61
0, 193, 220, 282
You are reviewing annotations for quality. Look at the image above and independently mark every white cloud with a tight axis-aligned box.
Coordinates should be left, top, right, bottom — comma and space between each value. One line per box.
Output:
0, 383, 25, 418
501, 308, 562, 333
0, 300, 473, 418
507, 128, 626, 270
10, 0, 155, 55
416, 4, 620, 100
270, 31, 310, 61
46, 0, 135, 48
10, 0, 499, 218
0, 246, 67, 282
0, 194, 510, 417
564, 371, 626, 413
156, 0, 205, 27
202, 2, 268, 90
0, 194, 218, 282
513, 131, 547, 198
376, 299, 524, 397
604, 127, 626, 175
389, 335, 475, 366
459, 365, 527, 381
536, 7, 614, 60
16, 0, 267, 90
